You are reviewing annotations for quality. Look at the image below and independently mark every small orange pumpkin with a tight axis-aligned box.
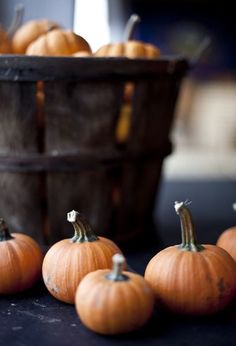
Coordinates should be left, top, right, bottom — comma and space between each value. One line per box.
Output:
144, 201, 236, 315
0, 27, 12, 54
217, 226, 236, 262
42, 210, 123, 304
75, 253, 154, 335
95, 40, 160, 59
94, 14, 160, 59
95, 15, 160, 145
0, 218, 43, 294
216, 203, 236, 261
12, 19, 61, 54
26, 29, 92, 56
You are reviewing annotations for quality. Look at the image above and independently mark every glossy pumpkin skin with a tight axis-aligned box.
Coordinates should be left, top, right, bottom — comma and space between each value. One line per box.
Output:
26, 29, 92, 56
95, 40, 160, 59
12, 19, 60, 54
0, 27, 12, 54
0, 227, 43, 294
75, 264, 154, 334
217, 227, 236, 262
42, 211, 123, 304
145, 202, 236, 315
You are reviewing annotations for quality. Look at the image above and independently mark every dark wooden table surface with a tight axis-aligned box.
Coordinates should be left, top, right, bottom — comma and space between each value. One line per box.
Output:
1, 178, 236, 346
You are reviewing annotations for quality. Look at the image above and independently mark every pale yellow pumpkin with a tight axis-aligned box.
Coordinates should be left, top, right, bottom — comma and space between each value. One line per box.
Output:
26, 29, 91, 56
12, 19, 61, 54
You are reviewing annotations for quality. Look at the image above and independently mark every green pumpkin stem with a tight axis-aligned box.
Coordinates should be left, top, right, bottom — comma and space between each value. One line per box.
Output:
0, 218, 13, 241
175, 201, 204, 252
124, 14, 141, 41
106, 254, 129, 282
67, 210, 98, 243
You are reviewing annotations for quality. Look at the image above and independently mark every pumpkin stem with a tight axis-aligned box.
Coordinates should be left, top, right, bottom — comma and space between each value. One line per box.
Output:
106, 254, 129, 282
7, 4, 24, 37
175, 201, 204, 252
0, 218, 13, 241
124, 14, 141, 41
67, 210, 98, 243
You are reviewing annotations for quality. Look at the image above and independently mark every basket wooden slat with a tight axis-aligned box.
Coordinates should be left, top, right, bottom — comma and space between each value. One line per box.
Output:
0, 81, 44, 241
0, 56, 188, 245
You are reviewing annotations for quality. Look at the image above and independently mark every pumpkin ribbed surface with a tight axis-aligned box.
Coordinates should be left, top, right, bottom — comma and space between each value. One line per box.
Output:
145, 201, 236, 315
26, 29, 91, 56
145, 243, 236, 315
42, 236, 122, 304
95, 40, 160, 58
217, 227, 236, 262
76, 268, 154, 334
12, 19, 60, 54
0, 233, 43, 294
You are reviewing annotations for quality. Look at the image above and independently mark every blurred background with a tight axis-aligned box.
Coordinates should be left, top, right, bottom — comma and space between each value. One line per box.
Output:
1, 0, 235, 181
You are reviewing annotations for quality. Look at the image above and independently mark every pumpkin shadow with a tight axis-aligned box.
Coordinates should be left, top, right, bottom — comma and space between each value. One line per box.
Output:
102, 309, 168, 341
110, 299, 236, 342
0, 279, 48, 301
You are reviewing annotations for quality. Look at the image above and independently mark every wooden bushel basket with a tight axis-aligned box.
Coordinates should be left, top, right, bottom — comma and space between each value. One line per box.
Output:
0, 56, 188, 245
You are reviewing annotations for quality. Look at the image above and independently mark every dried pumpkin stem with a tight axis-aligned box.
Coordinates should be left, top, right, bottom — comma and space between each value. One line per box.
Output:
124, 14, 141, 41
67, 210, 98, 243
0, 218, 13, 241
7, 4, 24, 37
106, 254, 129, 282
175, 201, 204, 252
175, 202, 188, 247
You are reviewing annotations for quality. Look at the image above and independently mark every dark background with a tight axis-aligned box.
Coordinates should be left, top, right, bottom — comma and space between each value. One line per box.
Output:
111, 0, 236, 78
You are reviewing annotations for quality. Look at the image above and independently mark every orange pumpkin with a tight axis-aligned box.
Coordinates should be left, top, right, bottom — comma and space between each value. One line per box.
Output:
94, 14, 160, 59
75, 253, 154, 335
12, 19, 61, 54
0, 27, 12, 54
42, 210, 123, 304
95, 15, 160, 145
144, 201, 236, 315
0, 218, 43, 294
94, 40, 160, 59
95, 40, 160, 59
26, 29, 92, 56
216, 203, 236, 261
217, 226, 236, 262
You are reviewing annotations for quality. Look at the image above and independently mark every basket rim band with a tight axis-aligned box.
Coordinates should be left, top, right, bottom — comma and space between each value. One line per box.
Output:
0, 145, 172, 172
0, 56, 188, 82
